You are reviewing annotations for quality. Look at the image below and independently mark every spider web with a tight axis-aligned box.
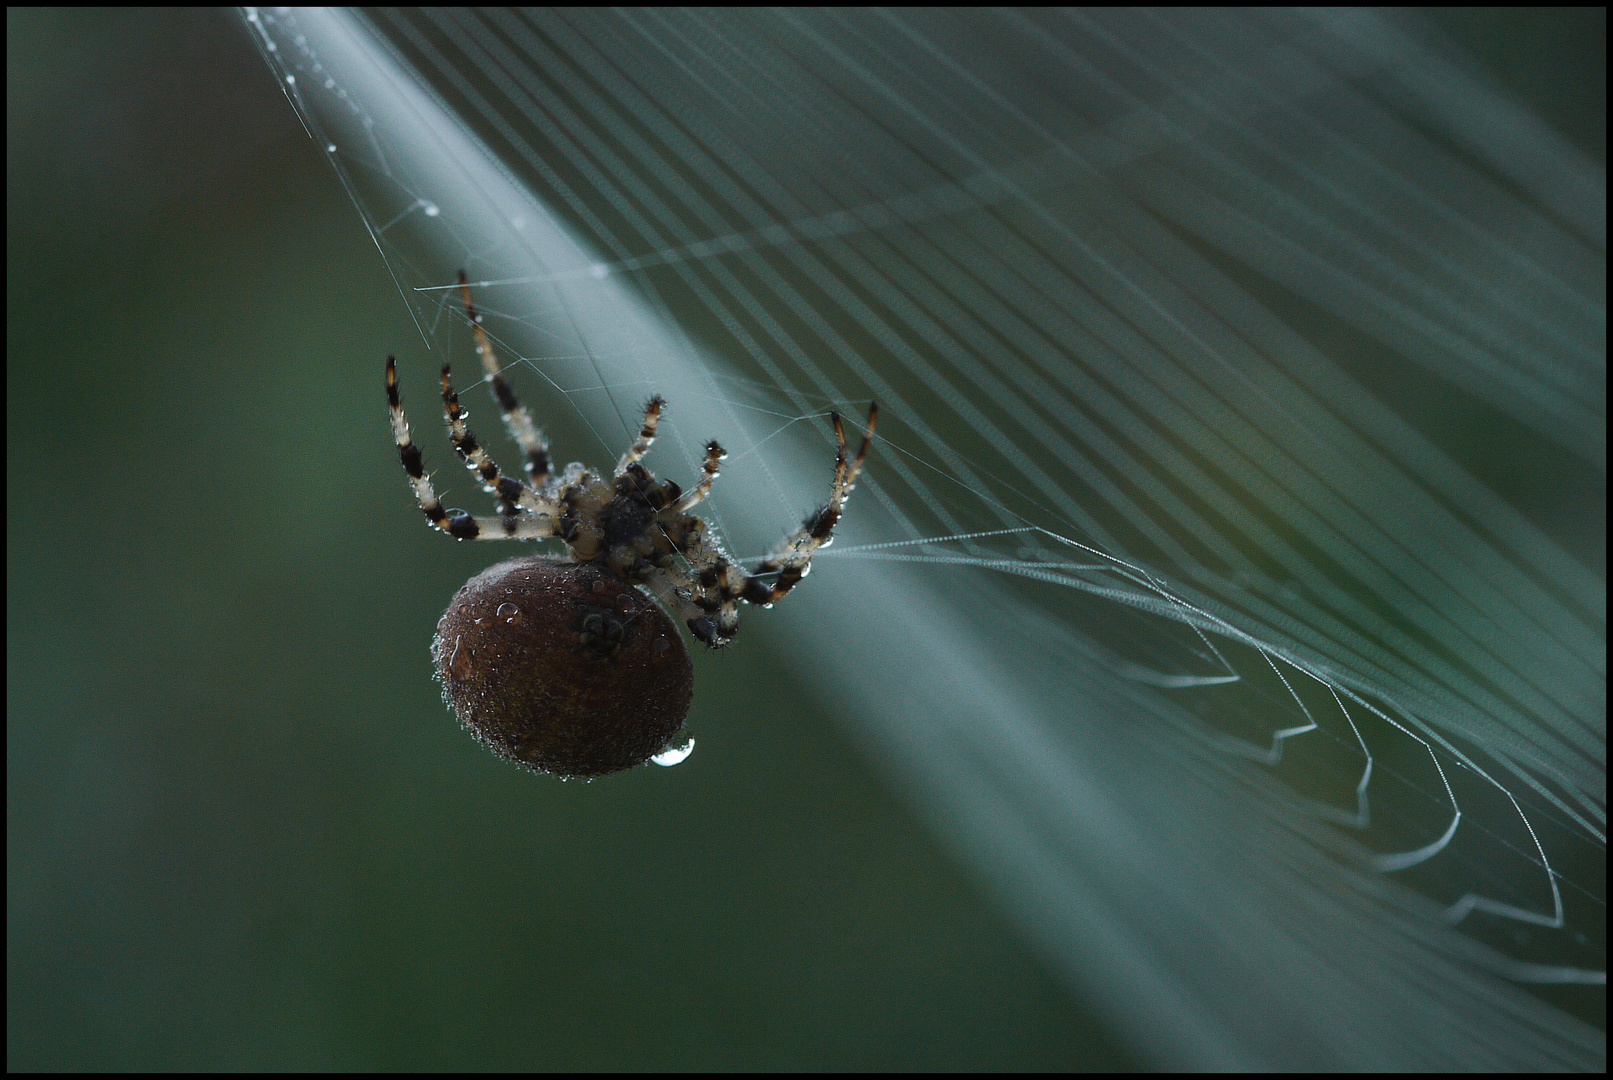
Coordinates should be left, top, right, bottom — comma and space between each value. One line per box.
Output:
243, 8, 1605, 1068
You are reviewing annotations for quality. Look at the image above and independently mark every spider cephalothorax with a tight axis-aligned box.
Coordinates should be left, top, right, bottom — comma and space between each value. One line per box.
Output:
387, 274, 875, 776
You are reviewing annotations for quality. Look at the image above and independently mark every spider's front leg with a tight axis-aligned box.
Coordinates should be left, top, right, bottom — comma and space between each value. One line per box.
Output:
740, 402, 878, 607
439, 362, 547, 518
458, 272, 551, 488
386, 357, 560, 541
616, 396, 666, 479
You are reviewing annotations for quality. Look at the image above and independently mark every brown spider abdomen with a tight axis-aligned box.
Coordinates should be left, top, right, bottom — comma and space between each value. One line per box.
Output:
432, 556, 693, 778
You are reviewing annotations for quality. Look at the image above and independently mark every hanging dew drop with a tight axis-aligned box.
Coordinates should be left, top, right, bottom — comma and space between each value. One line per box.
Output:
651, 738, 695, 768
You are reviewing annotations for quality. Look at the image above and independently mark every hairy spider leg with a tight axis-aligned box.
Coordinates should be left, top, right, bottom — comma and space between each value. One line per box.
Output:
740, 402, 878, 607
387, 357, 559, 542
458, 271, 551, 488
439, 364, 551, 518
615, 396, 665, 478
659, 523, 747, 647
637, 563, 713, 632
671, 441, 726, 513
661, 404, 877, 648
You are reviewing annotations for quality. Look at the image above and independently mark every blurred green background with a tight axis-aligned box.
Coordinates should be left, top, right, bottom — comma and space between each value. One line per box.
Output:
7, 8, 1602, 1071
7, 9, 1128, 1069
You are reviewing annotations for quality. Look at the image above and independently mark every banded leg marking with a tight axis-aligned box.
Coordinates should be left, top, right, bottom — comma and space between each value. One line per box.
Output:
440, 363, 542, 517
458, 271, 551, 487
387, 357, 559, 542
672, 441, 726, 513
616, 396, 665, 478
742, 402, 878, 607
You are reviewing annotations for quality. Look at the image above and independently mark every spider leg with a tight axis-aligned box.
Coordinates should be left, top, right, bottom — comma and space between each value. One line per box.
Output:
440, 364, 549, 518
668, 553, 745, 647
671, 441, 725, 512
651, 405, 876, 647
740, 403, 877, 607
458, 272, 551, 488
387, 357, 559, 541
615, 396, 665, 478
635, 511, 744, 647
637, 565, 715, 637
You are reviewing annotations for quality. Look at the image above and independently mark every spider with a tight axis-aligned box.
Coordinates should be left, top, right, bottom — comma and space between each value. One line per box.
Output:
386, 274, 876, 777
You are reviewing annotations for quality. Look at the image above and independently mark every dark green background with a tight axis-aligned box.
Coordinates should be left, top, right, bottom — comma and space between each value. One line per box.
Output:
7, 8, 1602, 1070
